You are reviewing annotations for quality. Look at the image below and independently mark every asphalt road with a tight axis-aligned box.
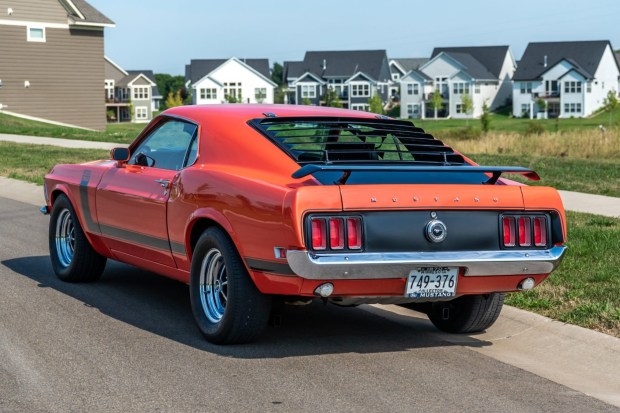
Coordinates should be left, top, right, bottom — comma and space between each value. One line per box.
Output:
1, 196, 617, 413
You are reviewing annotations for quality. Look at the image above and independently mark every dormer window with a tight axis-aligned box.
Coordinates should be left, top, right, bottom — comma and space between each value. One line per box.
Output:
27, 26, 45, 42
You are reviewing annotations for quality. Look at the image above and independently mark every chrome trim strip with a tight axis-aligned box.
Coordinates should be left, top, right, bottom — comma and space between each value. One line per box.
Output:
286, 246, 567, 280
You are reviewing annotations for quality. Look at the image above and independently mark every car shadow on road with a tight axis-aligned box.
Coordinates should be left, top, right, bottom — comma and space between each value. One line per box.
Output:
3, 256, 492, 358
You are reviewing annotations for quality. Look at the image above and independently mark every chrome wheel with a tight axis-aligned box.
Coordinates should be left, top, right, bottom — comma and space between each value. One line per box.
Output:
55, 209, 75, 268
199, 248, 228, 323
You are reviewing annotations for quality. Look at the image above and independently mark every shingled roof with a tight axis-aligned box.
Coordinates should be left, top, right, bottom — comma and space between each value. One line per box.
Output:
61, 0, 114, 26
127, 70, 161, 98
286, 50, 391, 82
391, 58, 429, 73
185, 58, 271, 85
431, 46, 511, 79
513, 41, 615, 81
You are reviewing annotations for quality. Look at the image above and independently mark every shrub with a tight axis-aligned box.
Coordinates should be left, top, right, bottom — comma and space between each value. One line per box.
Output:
524, 121, 545, 136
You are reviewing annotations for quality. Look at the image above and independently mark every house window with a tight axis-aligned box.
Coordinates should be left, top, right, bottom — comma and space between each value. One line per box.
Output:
406, 83, 419, 95
564, 81, 582, 93
105, 80, 114, 100
545, 80, 558, 96
27, 26, 45, 42
135, 107, 148, 120
133, 86, 149, 100
224, 82, 243, 100
564, 103, 582, 113
351, 104, 369, 111
351, 83, 370, 97
521, 104, 530, 116
520, 82, 532, 94
301, 84, 316, 99
407, 104, 420, 117
200, 88, 217, 100
474, 84, 480, 94
392, 73, 400, 81
586, 82, 592, 93
254, 87, 267, 101
121, 88, 130, 101
453, 82, 470, 95
456, 104, 464, 114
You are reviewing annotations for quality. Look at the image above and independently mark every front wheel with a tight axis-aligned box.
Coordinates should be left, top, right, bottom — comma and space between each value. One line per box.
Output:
48, 194, 106, 282
189, 228, 271, 344
427, 293, 505, 334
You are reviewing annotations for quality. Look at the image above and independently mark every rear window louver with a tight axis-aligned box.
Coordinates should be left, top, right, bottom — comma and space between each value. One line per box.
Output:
248, 117, 466, 166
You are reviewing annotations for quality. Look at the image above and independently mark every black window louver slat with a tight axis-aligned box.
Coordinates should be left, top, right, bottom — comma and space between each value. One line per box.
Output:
249, 117, 465, 166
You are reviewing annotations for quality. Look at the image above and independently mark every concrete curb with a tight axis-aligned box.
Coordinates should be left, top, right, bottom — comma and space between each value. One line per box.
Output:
0, 133, 123, 150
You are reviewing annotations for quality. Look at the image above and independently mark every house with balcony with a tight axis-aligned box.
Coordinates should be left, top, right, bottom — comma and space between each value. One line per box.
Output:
283, 50, 392, 111
399, 46, 515, 119
0, 0, 114, 130
512, 41, 620, 119
185, 57, 276, 105
104, 57, 158, 123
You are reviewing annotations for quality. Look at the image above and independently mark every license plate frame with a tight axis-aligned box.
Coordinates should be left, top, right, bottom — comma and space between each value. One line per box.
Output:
405, 267, 458, 298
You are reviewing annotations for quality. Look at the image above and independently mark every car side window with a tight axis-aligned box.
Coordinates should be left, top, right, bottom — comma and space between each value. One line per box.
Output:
129, 120, 198, 171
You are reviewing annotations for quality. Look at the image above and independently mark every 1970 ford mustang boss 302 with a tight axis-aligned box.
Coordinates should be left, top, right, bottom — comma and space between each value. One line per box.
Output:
43, 105, 567, 344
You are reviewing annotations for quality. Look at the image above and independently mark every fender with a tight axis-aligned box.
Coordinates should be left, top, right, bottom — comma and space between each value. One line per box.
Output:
185, 207, 238, 261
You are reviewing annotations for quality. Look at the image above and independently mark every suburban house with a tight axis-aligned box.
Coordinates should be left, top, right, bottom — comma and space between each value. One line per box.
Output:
399, 46, 516, 119
0, 0, 114, 130
283, 50, 392, 111
512, 41, 620, 119
104, 56, 160, 123
185, 57, 276, 105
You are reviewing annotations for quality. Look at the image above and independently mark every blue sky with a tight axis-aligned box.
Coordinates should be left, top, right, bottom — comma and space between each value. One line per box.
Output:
90, 0, 620, 75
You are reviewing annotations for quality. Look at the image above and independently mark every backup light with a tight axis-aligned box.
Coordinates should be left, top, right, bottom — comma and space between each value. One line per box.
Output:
518, 277, 536, 290
314, 283, 334, 297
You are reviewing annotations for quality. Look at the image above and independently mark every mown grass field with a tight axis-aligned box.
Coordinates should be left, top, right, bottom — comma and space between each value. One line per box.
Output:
506, 211, 620, 337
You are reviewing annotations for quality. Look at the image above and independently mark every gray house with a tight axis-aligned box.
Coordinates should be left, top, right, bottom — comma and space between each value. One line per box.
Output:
283, 50, 392, 111
104, 57, 160, 123
0, 0, 114, 130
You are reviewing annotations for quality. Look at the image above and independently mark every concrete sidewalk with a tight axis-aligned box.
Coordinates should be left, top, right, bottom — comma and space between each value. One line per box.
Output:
0, 132, 123, 150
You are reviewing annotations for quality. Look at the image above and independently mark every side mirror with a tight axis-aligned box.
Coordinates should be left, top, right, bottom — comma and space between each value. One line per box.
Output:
110, 147, 130, 167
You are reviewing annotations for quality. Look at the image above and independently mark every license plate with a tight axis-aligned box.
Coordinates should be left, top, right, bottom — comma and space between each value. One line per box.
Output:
405, 267, 458, 298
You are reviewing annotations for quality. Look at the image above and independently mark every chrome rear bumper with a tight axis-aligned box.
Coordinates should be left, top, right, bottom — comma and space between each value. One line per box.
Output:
286, 246, 567, 280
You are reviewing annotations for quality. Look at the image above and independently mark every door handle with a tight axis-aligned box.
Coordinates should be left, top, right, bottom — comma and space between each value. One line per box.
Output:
155, 179, 170, 188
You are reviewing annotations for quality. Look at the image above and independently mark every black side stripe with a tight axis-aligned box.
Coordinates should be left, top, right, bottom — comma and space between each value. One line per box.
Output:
80, 170, 100, 234
245, 258, 295, 276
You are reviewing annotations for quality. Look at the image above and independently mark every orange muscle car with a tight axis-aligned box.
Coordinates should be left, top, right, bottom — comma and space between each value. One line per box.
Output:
42, 104, 567, 344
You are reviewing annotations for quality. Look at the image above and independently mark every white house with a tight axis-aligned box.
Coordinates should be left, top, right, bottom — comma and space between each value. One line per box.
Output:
512, 41, 620, 119
399, 46, 516, 119
185, 57, 276, 105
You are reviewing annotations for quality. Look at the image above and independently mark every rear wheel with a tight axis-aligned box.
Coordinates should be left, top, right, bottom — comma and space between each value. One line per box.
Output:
427, 293, 505, 333
49, 194, 106, 282
189, 228, 271, 344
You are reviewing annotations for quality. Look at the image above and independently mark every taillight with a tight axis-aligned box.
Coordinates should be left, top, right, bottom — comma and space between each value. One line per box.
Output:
311, 218, 327, 250
518, 217, 531, 246
309, 216, 362, 251
329, 218, 344, 249
502, 216, 516, 247
534, 217, 547, 246
347, 217, 362, 249
502, 214, 548, 248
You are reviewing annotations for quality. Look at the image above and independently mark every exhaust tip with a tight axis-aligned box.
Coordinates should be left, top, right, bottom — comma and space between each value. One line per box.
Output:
518, 277, 536, 291
314, 283, 334, 298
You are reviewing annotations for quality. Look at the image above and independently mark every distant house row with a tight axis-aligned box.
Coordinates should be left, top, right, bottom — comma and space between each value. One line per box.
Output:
1, 0, 618, 130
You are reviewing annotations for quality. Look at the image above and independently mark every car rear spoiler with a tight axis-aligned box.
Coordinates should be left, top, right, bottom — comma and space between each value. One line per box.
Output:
292, 164, 540, 185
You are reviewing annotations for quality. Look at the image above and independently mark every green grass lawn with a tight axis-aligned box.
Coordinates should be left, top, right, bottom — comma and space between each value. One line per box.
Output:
0, 142, 108, 185
0, 113, 143, 144
469, 154, 620, 197
506, 211, 620, 337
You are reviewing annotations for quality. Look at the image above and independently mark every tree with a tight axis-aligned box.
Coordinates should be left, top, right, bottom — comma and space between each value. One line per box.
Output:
429, 92, 444, 119
165, 90, 183, 108
255, 89, 266, 104
155, 74, 187, 109
460, 93, 473, 125
271, 62, 284, 87
323, 88, 343, 108
602, 90, 618, 127
301, 97, 312, 106
368, 94, 383, 115
480, 102, 491, 133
